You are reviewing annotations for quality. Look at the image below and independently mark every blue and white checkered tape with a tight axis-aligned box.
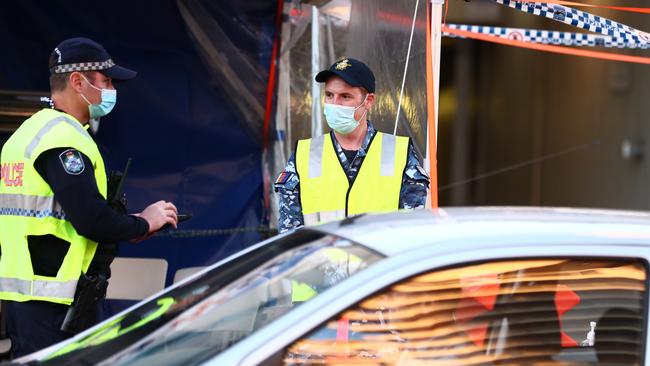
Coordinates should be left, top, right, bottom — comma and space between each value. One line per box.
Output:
0, 207, 66, 220
495, 0, 650, 44
444, 23, 650, 49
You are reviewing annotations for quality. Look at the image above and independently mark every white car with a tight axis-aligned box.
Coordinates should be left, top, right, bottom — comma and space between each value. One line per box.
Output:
13, 207, 650, 365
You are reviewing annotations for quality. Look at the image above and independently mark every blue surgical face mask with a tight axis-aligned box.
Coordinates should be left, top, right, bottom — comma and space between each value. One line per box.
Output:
79, 74, 117, 119
323, 94, 368, 135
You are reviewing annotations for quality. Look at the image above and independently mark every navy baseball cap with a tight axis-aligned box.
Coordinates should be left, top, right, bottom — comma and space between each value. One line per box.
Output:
315, 58, 375, 93
48, 37, 137, 81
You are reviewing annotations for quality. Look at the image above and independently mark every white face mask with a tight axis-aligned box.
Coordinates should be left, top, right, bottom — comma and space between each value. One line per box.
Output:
323, 94, 368, 135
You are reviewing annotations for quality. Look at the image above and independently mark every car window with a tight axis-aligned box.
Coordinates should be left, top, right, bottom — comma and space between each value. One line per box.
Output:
282, 258, 647, 365
88, 234, 382, 366
36, 231, 382, 366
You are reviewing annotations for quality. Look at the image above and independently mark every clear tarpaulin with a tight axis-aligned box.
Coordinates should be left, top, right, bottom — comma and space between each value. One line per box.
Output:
177, 0, 275, 144
275, 0, 429, 160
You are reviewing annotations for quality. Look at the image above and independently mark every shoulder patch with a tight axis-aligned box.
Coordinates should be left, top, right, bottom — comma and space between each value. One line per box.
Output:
59, 149, 85, 175
275, 171, 291, 185
274, 171, 299, 191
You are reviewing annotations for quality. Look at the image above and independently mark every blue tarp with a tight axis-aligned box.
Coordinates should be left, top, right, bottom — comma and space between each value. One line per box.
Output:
0, 0, 278, 285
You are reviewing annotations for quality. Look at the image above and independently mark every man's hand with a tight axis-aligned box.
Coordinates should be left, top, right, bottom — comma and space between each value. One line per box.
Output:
139, 200, 178, 233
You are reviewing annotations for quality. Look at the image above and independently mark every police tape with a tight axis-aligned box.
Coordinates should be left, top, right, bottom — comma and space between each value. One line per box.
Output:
155, 226, 274, 238
495, 0, 650, 44
510, 0, 650, 15
443, 25, 650, 64
444, 24, 650, 49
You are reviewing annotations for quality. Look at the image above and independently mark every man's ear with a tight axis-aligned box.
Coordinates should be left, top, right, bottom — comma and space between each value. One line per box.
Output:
68, 72, 84, 93
365, 93, 375, 109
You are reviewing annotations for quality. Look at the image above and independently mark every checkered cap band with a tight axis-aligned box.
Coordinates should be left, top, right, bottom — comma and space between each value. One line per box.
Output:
51, 59, 115, 74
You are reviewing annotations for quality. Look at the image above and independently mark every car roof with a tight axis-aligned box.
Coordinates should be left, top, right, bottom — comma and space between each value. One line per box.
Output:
311, 206, 650, 257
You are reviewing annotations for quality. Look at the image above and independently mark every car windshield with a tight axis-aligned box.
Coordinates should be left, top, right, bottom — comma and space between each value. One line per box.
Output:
38, 231, 382, 366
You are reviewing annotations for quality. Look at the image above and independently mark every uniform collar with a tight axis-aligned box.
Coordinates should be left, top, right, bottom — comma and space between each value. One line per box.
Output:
331, 120, 377, 156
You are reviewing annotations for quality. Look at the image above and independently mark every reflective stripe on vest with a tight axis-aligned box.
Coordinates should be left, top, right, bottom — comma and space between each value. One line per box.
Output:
0, 278, 77, 298
308, 135, 325, 178
303, 210, 345, 226
0, 193, 65, 219
25, 115, 92, 159
296, 131, 409, 226
380, 133, 397, 176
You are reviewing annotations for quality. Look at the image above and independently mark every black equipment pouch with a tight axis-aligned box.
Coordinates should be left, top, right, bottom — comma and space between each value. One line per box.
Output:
60, 273, 108, 334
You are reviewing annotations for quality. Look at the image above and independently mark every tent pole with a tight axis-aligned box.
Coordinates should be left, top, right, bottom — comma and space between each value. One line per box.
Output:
426, 0, 443, 209
311, 6, 323, 138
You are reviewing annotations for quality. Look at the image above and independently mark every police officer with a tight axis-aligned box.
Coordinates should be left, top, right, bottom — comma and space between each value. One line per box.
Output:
0, 37, 179, 358
275, 58, 429, 233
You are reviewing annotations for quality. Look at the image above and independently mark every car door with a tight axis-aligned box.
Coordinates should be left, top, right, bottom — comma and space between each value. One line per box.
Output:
226, 242, 650, 366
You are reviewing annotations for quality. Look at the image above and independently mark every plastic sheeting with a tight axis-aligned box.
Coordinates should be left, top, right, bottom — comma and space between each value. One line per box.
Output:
176, 0, 277, 144
274, 0, 429, 165
0, 0, 279, 286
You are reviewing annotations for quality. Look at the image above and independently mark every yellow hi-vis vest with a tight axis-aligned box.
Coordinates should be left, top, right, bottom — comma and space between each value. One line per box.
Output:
0, 108, 107, 305
296, 131, 409, 226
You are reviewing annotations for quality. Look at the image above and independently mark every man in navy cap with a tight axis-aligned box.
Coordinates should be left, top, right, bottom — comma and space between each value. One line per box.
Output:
0, 37, 179, 357
274, 58, 429, 233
